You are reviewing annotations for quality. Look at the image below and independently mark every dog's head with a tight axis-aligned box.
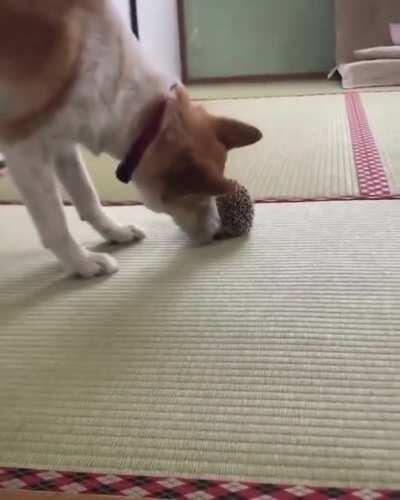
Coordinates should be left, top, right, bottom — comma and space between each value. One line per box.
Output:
134, 86, 262, 243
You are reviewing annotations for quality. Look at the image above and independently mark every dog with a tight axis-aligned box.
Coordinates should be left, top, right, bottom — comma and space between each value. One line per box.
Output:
0, 0, 262, 278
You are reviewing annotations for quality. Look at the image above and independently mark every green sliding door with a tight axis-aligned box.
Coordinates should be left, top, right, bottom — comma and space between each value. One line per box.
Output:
181, 0, 335, 80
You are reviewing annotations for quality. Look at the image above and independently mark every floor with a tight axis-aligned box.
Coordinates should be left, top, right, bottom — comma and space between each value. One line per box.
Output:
187, 78, 400, 100
1, 80, 351, 205
1, 202, 400, 490
1, 81, 400, 497
2, 89, 400, 204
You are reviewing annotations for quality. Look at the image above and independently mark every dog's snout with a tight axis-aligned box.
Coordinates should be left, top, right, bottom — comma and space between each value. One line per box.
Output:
193, 217, 221, 245
170, 197, 221, 244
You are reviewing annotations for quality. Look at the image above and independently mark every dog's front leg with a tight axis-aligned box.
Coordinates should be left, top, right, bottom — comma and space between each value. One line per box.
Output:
54, 145, 145, 244
6, 141, 119, 278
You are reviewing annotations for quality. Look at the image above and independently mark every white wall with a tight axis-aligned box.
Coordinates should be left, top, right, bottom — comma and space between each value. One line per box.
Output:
136, 0, 182, 79
112, 0, 131, 24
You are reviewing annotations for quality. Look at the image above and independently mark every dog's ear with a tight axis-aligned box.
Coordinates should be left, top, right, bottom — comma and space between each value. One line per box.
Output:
165, 160, 234, 198
215, 117, 262, 150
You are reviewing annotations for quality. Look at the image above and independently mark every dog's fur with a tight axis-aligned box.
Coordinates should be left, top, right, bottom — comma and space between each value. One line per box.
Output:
0, 0, 262, 277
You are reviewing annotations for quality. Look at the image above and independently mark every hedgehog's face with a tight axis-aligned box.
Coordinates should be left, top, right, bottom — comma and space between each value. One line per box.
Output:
134, 86, 262, 243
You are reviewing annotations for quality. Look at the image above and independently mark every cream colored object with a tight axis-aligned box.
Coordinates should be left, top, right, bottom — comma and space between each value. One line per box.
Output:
354, 46, 400, 60
338, 60, 400, 89
0, 94, 359, 203
0, 203, 400, 489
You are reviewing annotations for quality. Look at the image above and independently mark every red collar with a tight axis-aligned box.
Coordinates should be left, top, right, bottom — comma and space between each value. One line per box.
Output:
116, 98, 167, 184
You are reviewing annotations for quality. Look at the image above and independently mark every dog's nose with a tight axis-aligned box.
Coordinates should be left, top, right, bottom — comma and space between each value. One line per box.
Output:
194, 215, 221, 245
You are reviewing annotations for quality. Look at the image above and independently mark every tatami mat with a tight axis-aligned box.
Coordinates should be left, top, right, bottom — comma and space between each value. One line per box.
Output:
362, 92, 400, 194
2, 91, 400, 204
0, 149, 143, 204
188, 80, 400, 101
206, 95, 358, 200
188, 79, 345, 100
1, 203, 400, 489
0, 94, 360, 203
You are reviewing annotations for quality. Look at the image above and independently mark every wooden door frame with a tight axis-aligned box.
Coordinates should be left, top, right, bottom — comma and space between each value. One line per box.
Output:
130, 0, 139, 38
177, 0, 189, 82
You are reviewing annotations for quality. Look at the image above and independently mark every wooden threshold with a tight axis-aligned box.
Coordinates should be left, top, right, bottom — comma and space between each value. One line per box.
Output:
184, 72, 327, 85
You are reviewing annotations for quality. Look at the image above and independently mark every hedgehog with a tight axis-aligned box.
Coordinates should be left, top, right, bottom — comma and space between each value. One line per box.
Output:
216, 181, 254, 239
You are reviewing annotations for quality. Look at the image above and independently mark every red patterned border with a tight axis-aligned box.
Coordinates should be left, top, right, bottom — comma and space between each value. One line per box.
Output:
255, 194, 400, 204
345, 92, 391, 198
0, 468, 399, 499
0, 195, 400, 209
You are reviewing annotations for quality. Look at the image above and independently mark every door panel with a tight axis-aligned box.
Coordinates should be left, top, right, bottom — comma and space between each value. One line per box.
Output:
181, 0, 335, 80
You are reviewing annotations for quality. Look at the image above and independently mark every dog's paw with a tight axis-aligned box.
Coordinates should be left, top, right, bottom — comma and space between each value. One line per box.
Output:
74, 252, 119, 278
105, 225, 146, 244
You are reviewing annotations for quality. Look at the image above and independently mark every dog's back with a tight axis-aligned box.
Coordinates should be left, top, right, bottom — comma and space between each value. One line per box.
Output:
0, 0, 103, 141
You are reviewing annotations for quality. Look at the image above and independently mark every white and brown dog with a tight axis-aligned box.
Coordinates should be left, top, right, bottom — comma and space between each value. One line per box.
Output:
0, 0, 262, 278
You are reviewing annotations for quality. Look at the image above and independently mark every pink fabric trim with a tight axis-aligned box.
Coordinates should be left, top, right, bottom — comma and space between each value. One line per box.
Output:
1, 467, 399, 499
345, 92, 391, 198
0, 196, 399, 208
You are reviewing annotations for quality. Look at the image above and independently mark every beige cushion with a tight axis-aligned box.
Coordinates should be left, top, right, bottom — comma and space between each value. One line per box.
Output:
354, 46, 400, 60
338, 59, 400, 89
